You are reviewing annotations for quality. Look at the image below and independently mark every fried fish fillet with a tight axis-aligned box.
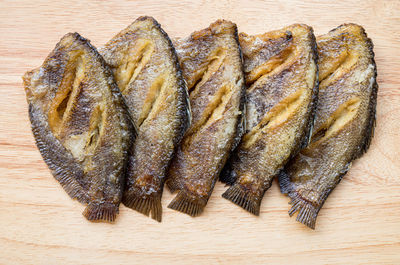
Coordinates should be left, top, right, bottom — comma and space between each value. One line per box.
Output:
279, 24, 378, 229
220, 24, 319, 215
165, 20, 246, 216
100, 16, 191, 221
23, 33, 135, 222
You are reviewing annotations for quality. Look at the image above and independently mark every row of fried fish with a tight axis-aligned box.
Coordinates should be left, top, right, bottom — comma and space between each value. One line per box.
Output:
23, 17, 377, 229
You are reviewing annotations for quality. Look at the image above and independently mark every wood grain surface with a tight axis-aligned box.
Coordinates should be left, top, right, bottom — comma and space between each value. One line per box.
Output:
1, 1, 400, 264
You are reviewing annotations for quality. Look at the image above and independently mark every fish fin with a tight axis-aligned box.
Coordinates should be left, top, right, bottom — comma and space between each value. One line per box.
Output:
222, 184, 261, 216
28, 104, 90, 204
168, 191, 204, 217
359, 71, 378, 157
219, 174, 236, 186
51, 167, 88, 203
219, 160, 236, 185
287, 192, 318, 229
82, 202, 118, 223
278, 170, 292, 194
123, 194, 162, 222
279, 170, 318, 229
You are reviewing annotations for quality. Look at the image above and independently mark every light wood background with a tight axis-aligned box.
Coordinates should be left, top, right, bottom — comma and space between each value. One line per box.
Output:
1, 1, 399, 264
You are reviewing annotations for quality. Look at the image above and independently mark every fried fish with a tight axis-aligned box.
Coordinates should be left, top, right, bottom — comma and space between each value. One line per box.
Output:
165, 20, 246, 216
100, 16, 191, 221
23, 33, 135, 222
279, 24, 378, 229
221, 24, 319, 215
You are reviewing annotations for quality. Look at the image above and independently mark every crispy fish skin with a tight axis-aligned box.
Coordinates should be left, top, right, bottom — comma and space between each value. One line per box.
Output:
100, 16, 191, 222
165, 20, 246, 216
23, 33, 135, 222
279, 24, 378, 229
221, 24, 319, 215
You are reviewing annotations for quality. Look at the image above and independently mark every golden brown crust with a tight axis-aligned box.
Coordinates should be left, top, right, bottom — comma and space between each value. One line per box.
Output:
100, 16, 190, 222
166, 20, 246, 216
279, 24, 378, 229
221, 24, 319, 215
23, 33, 135, 222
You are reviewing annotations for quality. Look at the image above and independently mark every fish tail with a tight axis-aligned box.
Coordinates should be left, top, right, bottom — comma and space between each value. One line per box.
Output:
122, 193, 162, 222
279, 170, 318, 229
222, 184, 261, 216
168, 191, 204, 217
287, 192, 318, 229
82, 202, 118, 222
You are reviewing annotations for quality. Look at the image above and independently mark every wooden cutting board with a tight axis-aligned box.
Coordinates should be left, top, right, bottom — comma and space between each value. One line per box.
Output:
1, 1, 399, 264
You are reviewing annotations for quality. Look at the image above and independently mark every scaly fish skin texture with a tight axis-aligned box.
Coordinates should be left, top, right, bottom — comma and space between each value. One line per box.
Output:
101, 16, 190, 222
165, 20, 246, 216
279, 24, 378, 229
23, 33, 135, 222
221, 24, 319, 215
